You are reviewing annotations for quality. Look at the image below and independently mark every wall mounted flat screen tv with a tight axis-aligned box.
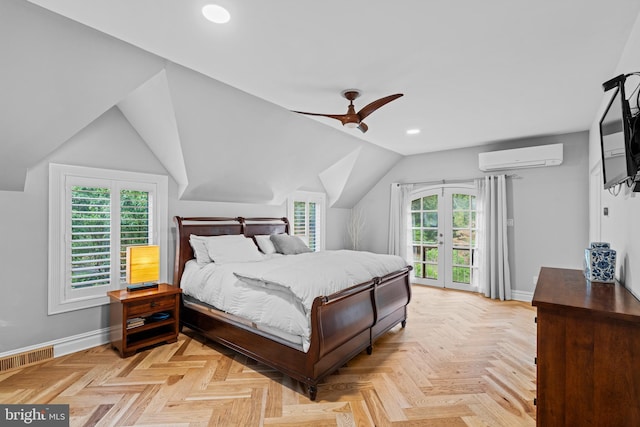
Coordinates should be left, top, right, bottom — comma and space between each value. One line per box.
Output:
599, 80, 638, 189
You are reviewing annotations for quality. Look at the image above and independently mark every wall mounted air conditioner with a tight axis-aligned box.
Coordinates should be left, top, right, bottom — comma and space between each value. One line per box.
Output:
478, 143, 563, 172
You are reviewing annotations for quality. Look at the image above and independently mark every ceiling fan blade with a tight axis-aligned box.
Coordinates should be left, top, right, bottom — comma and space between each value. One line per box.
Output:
357, 93, 403, 121
357, 122, 368, 133
291, 110, 348, 123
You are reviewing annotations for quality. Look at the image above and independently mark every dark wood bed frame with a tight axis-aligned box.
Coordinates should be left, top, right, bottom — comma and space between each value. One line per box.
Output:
173, 216, 412, 400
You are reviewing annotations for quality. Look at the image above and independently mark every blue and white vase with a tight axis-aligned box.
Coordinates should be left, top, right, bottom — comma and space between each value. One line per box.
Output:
584, 243, 616, 283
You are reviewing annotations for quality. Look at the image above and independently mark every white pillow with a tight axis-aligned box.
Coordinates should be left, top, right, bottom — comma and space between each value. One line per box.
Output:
189, 234, 214, 264
205, 235, 264, 264
254, 235, 277, 254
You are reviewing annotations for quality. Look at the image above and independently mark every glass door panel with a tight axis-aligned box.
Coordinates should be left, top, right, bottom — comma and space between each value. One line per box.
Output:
410, 187, 477, 291
411, 192, 443, 287
446, 191, 477, 291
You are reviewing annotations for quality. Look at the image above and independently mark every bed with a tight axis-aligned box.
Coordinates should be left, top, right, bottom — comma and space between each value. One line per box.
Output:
173, 216, 412, 400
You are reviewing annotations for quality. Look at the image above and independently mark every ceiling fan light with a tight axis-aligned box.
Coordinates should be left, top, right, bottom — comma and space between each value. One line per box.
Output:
344, 122, 359, 128
202, 4, 231, 24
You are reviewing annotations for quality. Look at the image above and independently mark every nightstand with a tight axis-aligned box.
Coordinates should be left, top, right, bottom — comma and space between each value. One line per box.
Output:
108, 284, 181, 357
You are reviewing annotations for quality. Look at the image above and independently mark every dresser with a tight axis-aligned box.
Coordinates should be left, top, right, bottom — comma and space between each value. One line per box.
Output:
532, 267, 640, 426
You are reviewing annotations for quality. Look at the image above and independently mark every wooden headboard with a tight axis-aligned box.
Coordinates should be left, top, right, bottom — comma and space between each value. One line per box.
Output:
172, 216, 289, 286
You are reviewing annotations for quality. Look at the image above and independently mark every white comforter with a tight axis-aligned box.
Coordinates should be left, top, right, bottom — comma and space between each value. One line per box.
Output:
181, 250, 407, 352
232, 250, 408, 313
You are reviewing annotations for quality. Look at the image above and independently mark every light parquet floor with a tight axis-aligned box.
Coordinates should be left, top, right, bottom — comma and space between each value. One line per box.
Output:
0, 285, 537, 426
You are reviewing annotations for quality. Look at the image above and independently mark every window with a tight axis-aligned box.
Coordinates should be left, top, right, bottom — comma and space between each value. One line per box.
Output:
287, 191, 326, 251
49, 164, 168, 314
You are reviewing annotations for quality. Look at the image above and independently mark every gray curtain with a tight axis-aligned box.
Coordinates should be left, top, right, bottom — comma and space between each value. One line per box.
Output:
475, 175, 511, 300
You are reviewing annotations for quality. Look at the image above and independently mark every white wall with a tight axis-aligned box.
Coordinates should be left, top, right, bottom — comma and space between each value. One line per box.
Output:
0, 107, 350, 353
588, 12, 640, 298
357, 131, 589, 297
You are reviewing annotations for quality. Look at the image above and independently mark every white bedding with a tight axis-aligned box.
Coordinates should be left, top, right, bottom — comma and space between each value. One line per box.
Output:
180, 250, 407, 352
232, 250, 408, 313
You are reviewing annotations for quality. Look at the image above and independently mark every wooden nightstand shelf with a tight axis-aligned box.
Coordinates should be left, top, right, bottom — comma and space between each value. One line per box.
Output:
108, 284, 181, 357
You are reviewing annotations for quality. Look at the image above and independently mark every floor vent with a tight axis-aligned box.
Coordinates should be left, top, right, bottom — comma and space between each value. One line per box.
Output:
0, 346, 54, 372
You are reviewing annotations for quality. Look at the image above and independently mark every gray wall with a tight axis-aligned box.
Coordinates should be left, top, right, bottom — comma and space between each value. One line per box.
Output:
0, 104, 590, 355
0, 107, 350, 353
588, 12, 640, 299
356, 131, 589, 297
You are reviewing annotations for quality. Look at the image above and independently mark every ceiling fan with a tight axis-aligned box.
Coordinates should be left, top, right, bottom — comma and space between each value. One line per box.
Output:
292, 90, 403, 133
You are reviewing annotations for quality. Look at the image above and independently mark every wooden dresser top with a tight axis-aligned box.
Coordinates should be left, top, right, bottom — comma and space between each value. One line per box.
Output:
532, 267, 640, 323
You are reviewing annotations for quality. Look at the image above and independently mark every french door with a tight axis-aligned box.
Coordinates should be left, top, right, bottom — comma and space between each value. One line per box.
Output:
410, 186, 477, 291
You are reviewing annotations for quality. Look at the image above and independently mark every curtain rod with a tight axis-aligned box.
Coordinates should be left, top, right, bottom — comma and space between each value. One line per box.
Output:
395, 174, 520, 187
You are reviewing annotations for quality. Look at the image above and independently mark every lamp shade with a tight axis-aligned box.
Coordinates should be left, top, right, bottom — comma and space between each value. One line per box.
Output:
126, 245, 160, 284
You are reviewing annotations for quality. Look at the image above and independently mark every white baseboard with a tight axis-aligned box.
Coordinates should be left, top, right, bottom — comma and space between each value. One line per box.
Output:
0, 327, 111, 360
53, 327, 111, 357
511, 289, 534, 302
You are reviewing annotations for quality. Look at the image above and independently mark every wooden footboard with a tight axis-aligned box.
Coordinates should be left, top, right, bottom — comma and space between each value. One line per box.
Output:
173, 216, 412, 400
309, 271, 412, 387
180, 268, 411, 400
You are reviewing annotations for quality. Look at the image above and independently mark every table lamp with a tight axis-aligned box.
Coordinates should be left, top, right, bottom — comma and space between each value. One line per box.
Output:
126, 245, 160, 291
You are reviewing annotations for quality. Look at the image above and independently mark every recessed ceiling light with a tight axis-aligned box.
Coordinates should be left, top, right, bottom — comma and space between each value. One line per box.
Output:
406, 128, 421, 135
202, 4, 230, 24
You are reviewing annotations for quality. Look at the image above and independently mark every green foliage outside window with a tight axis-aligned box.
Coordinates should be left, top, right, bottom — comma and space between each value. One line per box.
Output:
411, 192, 477, 286
70, 186, 150, 288
293, 200, 317, 251
119, 189, 151, 281
71, 187, 111, 288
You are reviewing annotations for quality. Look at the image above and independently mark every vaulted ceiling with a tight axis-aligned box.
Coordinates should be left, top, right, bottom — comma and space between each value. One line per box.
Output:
1, 0, 401, 207
3, 0, 640, 207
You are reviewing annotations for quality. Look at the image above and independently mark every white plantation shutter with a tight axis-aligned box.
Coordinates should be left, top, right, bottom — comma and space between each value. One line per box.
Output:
288, 192, 325, 252
293, 200, 317, 250
119, 189, 152, 282
64, 180, 155, 302
49, 164, 167, 314
70, 186, 112, 289
308, 201, 317, 250
293, 201, 306, 236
